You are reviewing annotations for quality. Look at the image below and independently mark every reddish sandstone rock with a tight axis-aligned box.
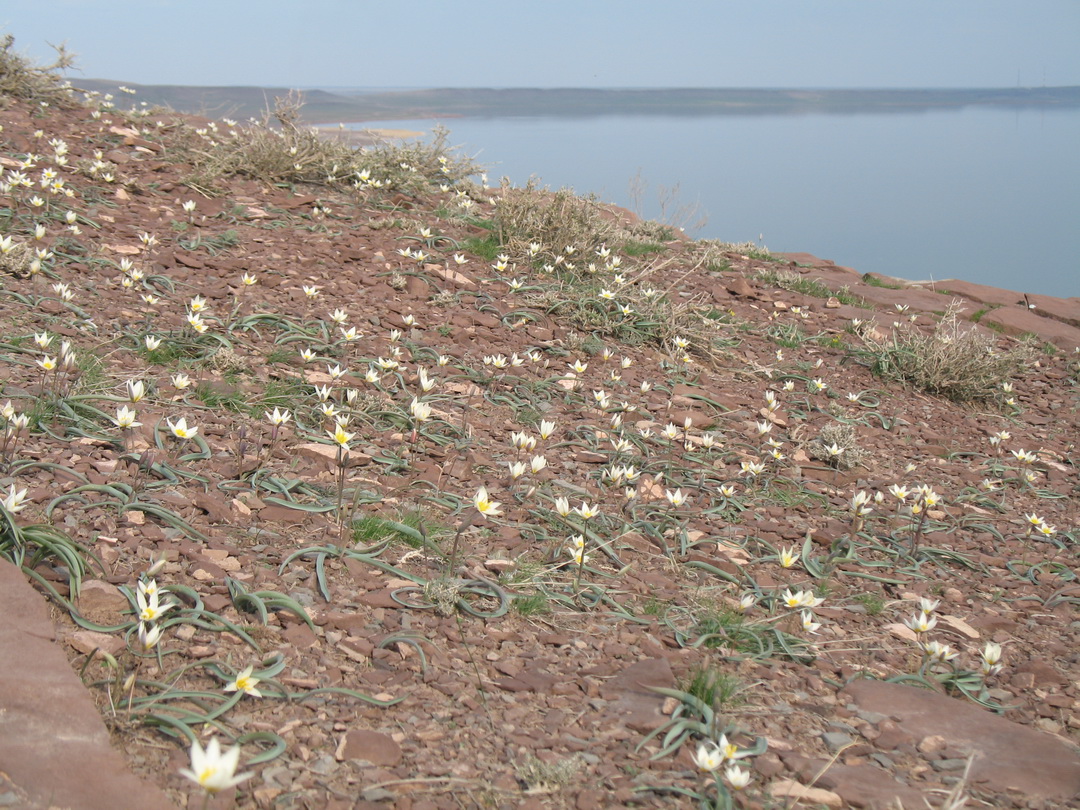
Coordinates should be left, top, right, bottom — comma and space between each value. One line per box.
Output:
600, 657, 676, 733
842, 679, 1080, 801
980, 304, 1080, 349
927, 279, 1030, 309
0, 561, 176, 810
334, 729, 402, 765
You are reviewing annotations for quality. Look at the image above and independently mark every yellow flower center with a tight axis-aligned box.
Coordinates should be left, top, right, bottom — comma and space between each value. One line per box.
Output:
198, 765, 220, 791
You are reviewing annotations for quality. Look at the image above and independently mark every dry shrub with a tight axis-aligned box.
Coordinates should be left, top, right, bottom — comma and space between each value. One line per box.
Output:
0, 34, 77, 108
492, 184, 616, 259
627, 169, 708, 234
178, 92, 478, 194
859, 306, 1031, 403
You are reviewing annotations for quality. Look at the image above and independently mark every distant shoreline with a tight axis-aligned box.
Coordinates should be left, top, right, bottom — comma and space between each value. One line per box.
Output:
76, 79, 1080, 124
311, 125, 424, 144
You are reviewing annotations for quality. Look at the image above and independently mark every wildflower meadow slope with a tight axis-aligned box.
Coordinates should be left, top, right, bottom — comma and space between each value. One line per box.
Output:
2, 40, 1080, 809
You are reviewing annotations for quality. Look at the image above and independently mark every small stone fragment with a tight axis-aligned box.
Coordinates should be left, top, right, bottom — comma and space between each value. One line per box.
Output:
769, 779, 843, 808
334, 730, 402, 766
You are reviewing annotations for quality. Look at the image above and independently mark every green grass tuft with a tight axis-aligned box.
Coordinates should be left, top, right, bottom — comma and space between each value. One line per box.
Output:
622, 240, 667, 257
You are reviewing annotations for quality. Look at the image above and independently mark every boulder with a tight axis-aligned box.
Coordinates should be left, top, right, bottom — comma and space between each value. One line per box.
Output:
843, 679, 1080, 802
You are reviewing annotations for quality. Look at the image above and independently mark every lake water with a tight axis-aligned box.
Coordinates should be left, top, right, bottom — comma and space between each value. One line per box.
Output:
349, 106, 1080, 298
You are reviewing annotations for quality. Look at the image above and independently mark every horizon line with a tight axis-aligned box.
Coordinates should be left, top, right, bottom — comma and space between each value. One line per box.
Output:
80, 79, 1080, 93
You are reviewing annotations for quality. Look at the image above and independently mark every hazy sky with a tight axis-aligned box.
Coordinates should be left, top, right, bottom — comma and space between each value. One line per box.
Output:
5, 0, 1079, 89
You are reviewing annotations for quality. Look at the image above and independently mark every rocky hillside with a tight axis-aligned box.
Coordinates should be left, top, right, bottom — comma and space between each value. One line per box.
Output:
1, 49, 1080, 810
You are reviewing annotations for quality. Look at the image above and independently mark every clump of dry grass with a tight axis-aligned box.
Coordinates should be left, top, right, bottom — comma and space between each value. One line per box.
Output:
0, 34, 76, 108
492, 184, 616, 259
857, 306, 1031, 403
177, 92, 478, 195
515, 246, 723, 359
622, 218, 677, 243
487, 182, 730, 359
806, 422, 867, 470
0, 238, 37, 278
515, 753, 582, 791
701, 237, 774, 261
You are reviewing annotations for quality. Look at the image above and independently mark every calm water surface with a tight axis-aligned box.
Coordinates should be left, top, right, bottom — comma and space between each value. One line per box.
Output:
351, 107, 1080, 297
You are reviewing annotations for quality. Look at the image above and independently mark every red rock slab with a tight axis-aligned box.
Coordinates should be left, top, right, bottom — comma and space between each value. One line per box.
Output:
334, 729, 402, 766
0, 560, 177, 810
925, 279, 1034, 309
1025, 293, 1080, 329
777, 251, 834, 267
933, 279, 1080, 328
845, 283, 980, 318
599, 657, 675, 733
980, 305, 1080, 350
842, 679, 1080, 802
824, 303, 882, 324
788, 264, 865, 289
813, 762, 928, 809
